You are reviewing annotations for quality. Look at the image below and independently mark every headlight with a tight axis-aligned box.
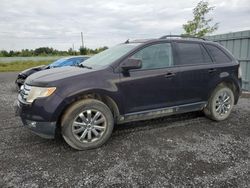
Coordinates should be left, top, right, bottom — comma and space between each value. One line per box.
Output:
26, 86, 56, 103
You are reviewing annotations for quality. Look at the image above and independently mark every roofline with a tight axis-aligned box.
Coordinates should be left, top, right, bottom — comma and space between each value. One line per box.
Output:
127, 37, 215, 44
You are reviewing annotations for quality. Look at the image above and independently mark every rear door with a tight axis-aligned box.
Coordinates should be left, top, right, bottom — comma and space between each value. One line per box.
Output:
173, 41, 214, 104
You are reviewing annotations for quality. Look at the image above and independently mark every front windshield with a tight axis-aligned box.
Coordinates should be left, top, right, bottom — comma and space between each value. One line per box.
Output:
81, 43, 140, 68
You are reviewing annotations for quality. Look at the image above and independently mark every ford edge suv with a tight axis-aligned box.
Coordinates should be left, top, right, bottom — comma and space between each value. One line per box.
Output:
15, 35, 242, 150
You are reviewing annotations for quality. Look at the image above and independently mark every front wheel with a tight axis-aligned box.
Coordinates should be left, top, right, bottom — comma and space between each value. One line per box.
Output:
61, 99, 114, 150
204, 85, 234, 121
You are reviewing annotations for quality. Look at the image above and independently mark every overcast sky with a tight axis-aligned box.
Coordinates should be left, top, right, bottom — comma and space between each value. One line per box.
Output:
0, 0, 249, 51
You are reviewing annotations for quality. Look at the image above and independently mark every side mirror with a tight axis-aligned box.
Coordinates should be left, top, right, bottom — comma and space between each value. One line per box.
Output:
121, 58, 142, 71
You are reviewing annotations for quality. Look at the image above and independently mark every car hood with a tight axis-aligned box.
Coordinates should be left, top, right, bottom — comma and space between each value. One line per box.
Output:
20, 65, 47, 76
25, 66, 96, 87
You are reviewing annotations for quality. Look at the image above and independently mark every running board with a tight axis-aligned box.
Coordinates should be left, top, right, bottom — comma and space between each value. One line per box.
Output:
117, 102, 207, 124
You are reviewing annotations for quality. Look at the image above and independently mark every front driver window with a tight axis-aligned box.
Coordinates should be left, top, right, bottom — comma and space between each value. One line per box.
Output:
131, 43, 173, 70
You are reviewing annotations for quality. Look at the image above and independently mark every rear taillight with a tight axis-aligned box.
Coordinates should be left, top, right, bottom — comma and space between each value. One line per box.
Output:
238, 66, 242, 79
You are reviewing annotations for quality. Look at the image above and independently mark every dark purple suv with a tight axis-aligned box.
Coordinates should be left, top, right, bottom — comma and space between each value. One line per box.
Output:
16, 36, 242, 150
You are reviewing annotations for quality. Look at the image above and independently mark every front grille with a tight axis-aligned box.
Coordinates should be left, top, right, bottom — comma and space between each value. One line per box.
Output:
19, 84, 31, 102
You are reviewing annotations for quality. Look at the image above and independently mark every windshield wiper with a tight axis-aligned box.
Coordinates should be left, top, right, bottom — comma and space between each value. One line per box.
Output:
78, 64, 92, 69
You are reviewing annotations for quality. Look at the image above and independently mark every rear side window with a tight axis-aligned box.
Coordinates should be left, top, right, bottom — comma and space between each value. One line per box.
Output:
206, 44, 232, 63
175, 42, 212, 66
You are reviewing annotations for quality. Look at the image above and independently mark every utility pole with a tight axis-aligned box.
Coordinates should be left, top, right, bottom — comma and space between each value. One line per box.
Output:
81, 32, 84, 48
72, 43, 75, 55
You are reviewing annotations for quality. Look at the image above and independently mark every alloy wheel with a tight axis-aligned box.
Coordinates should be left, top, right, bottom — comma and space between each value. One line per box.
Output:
214, 91, 232, 116
72, 109, 107, 143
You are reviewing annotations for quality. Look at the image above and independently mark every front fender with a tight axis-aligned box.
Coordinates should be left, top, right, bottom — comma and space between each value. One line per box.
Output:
64, 88, 123, 111
52, 69, 124, 121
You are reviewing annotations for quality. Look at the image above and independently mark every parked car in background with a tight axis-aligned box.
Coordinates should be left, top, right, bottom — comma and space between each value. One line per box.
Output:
15, 56, 89, 89
16, 35, 242, 150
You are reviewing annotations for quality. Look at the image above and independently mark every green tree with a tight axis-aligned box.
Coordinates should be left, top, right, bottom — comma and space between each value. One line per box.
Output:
183, 1, 219, 37
79, 47, 88, 55
68, 48, 74, 55
0, 50, 9, 57
20, 49, 31, 57
0, 46, 109, 57
9, 50, 15, 56
34, 47, 54, 56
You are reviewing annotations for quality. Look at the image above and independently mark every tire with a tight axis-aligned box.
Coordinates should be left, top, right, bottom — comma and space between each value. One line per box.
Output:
61, 99, 114, 150
204, 85, 234, 121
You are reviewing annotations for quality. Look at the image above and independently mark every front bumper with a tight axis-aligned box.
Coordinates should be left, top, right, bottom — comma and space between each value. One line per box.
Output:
15, 100, 57, 139
21, 118, 56, 139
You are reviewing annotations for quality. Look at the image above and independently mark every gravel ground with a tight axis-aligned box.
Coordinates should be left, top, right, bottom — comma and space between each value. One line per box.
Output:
0, 72, 249, 187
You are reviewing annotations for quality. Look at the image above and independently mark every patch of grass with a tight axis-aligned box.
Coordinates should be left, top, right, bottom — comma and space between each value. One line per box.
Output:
0, 61, 52, 72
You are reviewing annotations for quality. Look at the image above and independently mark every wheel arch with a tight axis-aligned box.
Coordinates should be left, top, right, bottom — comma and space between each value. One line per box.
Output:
56, 90, 121, 129
208, 79, 240, 105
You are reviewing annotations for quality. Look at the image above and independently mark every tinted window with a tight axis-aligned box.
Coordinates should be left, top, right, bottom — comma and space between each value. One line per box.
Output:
206, 44, 232, 63
175, 42, 212, 66
131, 43, 173, 69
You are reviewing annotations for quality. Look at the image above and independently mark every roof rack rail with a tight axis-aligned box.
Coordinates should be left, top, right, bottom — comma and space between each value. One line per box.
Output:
159, 35, 206, 41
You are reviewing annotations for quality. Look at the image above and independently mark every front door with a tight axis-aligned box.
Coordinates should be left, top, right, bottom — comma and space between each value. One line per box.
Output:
118, 42, 179, 114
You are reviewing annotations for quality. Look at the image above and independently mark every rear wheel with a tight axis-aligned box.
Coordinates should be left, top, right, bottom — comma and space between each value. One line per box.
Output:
204, 85, 234, 121
61, 99, 114, 150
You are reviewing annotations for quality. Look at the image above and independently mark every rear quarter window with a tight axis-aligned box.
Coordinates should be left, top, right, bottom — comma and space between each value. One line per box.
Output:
206, 44, 232, 63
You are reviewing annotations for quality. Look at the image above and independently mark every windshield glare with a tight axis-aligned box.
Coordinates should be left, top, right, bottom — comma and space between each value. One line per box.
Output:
81, 43, 140, 68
